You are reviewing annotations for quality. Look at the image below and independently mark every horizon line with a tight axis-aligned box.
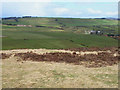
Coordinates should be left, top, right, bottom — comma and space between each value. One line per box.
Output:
2, 16, 118, 19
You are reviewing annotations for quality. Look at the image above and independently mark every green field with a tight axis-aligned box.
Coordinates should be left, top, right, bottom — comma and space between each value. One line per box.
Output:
2, 17, 118, 50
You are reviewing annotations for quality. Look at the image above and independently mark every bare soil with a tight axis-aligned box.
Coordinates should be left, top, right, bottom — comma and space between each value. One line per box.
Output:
1, 47, 119, 68
14, 52, 118, 68
1, 53, 11, 59
65, 47, 118, 53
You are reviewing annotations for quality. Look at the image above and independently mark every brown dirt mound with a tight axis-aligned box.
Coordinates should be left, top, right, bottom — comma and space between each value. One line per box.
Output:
1, 53, 11, 59
14, 52, 118, 68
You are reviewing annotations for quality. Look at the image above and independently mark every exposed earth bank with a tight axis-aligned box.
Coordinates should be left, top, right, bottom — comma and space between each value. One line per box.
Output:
1, 47, 119, 68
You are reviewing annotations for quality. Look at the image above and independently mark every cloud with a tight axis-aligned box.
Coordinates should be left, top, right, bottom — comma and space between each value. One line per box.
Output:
74, 12, 82, 15
105, 11, 118, 16
2, 0, 119, 2
87, 8, 102, 14
17, 2, 49, 16
2, 0, 52, 2
87, 8, 118, 17
2, 2, 118, 18
54, 8, 69, 15
54, 7, 82, 16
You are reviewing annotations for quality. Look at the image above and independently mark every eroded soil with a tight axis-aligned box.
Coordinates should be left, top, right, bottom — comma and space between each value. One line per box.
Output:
1, 47, 119, 68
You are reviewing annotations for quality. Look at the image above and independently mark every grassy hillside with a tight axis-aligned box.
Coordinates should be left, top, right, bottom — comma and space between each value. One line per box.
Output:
2, 17, 118, 50
56, 18, 118, 26
2, 18, 61, 27
2, 17, 118, 26
2, 17, 118, 34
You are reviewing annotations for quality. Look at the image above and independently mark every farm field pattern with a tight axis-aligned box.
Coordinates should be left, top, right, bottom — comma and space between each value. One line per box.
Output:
2, 17, 118, 50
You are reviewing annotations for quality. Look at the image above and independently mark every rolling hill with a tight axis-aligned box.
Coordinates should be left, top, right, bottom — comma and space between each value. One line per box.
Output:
2, 17, 118, 50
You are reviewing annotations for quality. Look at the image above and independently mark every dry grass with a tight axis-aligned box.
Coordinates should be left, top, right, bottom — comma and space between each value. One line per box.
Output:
2, 56, 118, 88
0, 60, 2, 89
0, 48, 111, 56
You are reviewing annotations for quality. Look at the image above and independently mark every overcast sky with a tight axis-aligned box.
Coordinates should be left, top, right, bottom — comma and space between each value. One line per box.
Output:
2, 1, 118, 18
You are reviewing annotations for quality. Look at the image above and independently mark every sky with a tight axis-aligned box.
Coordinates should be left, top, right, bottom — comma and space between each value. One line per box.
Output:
2, 1, 118, 18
